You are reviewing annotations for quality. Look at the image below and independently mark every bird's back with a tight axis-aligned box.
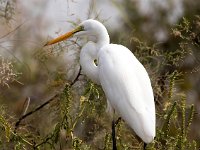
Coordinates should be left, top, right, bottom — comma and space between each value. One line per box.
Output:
98, 44, 155, 143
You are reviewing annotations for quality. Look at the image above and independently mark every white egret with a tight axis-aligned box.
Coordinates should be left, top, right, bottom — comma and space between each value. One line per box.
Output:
44, 19, 156, 149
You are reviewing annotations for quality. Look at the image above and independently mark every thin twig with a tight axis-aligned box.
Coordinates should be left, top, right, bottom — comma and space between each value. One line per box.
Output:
115, 117, 121, 127
0, 21, 26, 39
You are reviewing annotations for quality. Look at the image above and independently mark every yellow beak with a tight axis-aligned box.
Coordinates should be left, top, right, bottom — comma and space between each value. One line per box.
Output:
44, 26, 83, 46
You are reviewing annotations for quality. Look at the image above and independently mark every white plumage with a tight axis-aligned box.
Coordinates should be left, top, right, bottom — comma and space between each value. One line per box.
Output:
45, 19, 156, 144
98, 44, 155, 143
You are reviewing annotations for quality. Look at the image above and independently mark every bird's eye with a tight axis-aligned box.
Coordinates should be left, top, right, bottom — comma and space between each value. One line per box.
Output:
94, 59, 98, 66
75, 25, 84, 33
80, 25, 84, 31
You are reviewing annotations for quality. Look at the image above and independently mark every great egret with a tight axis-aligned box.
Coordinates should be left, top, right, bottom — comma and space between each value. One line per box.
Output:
44, 19, 156, 149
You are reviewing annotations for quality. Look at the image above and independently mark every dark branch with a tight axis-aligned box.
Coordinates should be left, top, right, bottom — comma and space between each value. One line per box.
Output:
14, 94, 59, 132
14, 66, 82, 132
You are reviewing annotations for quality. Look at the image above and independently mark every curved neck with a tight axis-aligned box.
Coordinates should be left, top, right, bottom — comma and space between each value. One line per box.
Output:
80, 42, 100, 84
89, 24, 110, 49
96, 30, 110, 48
79, 23, 110, 84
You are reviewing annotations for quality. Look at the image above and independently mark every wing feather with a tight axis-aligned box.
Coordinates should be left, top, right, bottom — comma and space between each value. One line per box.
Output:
98, 44, 155, 143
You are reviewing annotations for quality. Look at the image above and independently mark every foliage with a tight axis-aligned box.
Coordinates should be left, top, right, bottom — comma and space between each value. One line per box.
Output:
0, 55, 21, 88
0, 16, 199, 149
0, 0, 200, 150
0, 0, 15, 23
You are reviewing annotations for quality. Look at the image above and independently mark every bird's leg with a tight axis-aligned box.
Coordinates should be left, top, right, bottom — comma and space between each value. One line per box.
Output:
111, 109, 117, 150
144, 143, 147, 150
112, 120, 117, 150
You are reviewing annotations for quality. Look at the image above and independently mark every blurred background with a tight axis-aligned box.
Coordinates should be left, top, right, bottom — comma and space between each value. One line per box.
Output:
0, 0, 200, 149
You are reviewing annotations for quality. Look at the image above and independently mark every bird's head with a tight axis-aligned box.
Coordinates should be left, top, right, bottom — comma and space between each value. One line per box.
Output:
44, 19, 108, 46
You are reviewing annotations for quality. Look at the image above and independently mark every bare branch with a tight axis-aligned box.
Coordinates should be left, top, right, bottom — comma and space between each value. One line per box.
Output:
0, 21, 26, 39
14, 66, 82, 132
